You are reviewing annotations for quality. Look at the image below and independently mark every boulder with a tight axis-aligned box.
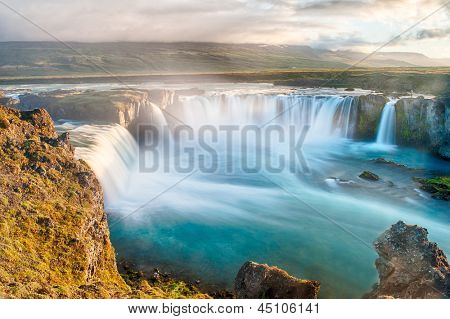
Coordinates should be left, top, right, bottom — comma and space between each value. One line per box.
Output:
359, 171, 380, 181
366, 221, 449, 299
234, 261, 320, 299
371, 157, 407, 168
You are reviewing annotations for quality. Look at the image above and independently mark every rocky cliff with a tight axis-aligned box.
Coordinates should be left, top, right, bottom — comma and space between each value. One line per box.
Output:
354, 94, 388, 139
0, 104, 207, 299
0, 105, 129, 298
395, 97, 447, 156
17, 89, 176, 129
366, 221, 449, 299
353, 94, 449, 158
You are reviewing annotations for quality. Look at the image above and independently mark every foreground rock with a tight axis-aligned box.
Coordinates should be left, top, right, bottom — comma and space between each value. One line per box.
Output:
366, 221, 449, 299
0, 105, 208, 299
234, 261, 320, 299
0, 105, 130, 298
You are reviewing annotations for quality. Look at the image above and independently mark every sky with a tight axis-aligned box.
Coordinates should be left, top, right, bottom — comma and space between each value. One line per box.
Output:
0, 0, 449, 58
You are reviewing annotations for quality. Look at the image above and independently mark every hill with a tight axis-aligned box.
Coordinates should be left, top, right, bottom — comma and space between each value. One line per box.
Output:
0, 42, 449, 79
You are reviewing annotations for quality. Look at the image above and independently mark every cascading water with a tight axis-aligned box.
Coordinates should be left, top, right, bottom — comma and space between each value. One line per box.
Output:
172, 94, 357, 141
67, 90, 449, 298
71, 124, 139, 202
376, 100, 397, 145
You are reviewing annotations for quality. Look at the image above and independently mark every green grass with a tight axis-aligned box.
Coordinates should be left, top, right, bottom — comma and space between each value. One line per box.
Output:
414, 176, 449, 201
0, 105, 211, 299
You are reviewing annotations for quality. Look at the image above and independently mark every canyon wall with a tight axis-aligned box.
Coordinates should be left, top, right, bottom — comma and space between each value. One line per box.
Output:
0, 105, 130, 298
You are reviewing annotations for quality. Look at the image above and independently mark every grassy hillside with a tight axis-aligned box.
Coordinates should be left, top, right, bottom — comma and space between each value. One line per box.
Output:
0, 42, 448, 79
0, 42, 348, 77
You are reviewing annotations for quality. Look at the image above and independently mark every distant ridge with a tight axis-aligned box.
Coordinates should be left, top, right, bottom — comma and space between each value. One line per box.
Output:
0, 42, 449, 78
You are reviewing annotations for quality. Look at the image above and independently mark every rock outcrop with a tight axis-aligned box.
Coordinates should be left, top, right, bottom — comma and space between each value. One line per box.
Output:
0, 105, 130, 298
234, 261, 320, 299
17, 89, 176, 129
395, 97, 447, 155
352, 94, 449, 158
413, 176, 449, 201
0, 104, 208, 299
359, 171, 380, 181
438, 96, 450, 159
366, 221, 449, 299
354, 94, 388, 140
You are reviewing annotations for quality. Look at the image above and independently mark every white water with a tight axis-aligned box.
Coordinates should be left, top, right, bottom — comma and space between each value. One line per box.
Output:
72, 124, 139, 202
64, 92, 450, 298
74, 94, 359, 202
173, 94, 357, 141
376, 100, 397, 145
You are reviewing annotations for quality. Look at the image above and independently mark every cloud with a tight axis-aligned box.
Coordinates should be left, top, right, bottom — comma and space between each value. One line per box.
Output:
414, 27, 450, 39
294, 0, 368, 12
0, 0, 448, 58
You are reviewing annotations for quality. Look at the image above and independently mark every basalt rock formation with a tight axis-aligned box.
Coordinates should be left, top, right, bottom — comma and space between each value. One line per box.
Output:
234, 261, 320, 299
366, 221, 449, 299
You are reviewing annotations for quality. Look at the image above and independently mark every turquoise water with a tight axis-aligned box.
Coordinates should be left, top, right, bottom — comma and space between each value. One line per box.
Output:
58, 91, 450, 298
105, 140, 449, 298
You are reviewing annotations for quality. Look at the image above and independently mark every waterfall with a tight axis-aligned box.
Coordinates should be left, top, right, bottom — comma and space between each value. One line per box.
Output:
71, 93, 358, 202
171, 94, 357, 140
72, 124, 139, 203
376, 100, 397, 145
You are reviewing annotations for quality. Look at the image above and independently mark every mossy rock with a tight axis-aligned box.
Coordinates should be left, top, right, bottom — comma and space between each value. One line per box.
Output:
354, 95, 387, 140
359, 171, 380, 181
395, 98, 445, 151
413, 176, 449, 201
0, 104, 210, 299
